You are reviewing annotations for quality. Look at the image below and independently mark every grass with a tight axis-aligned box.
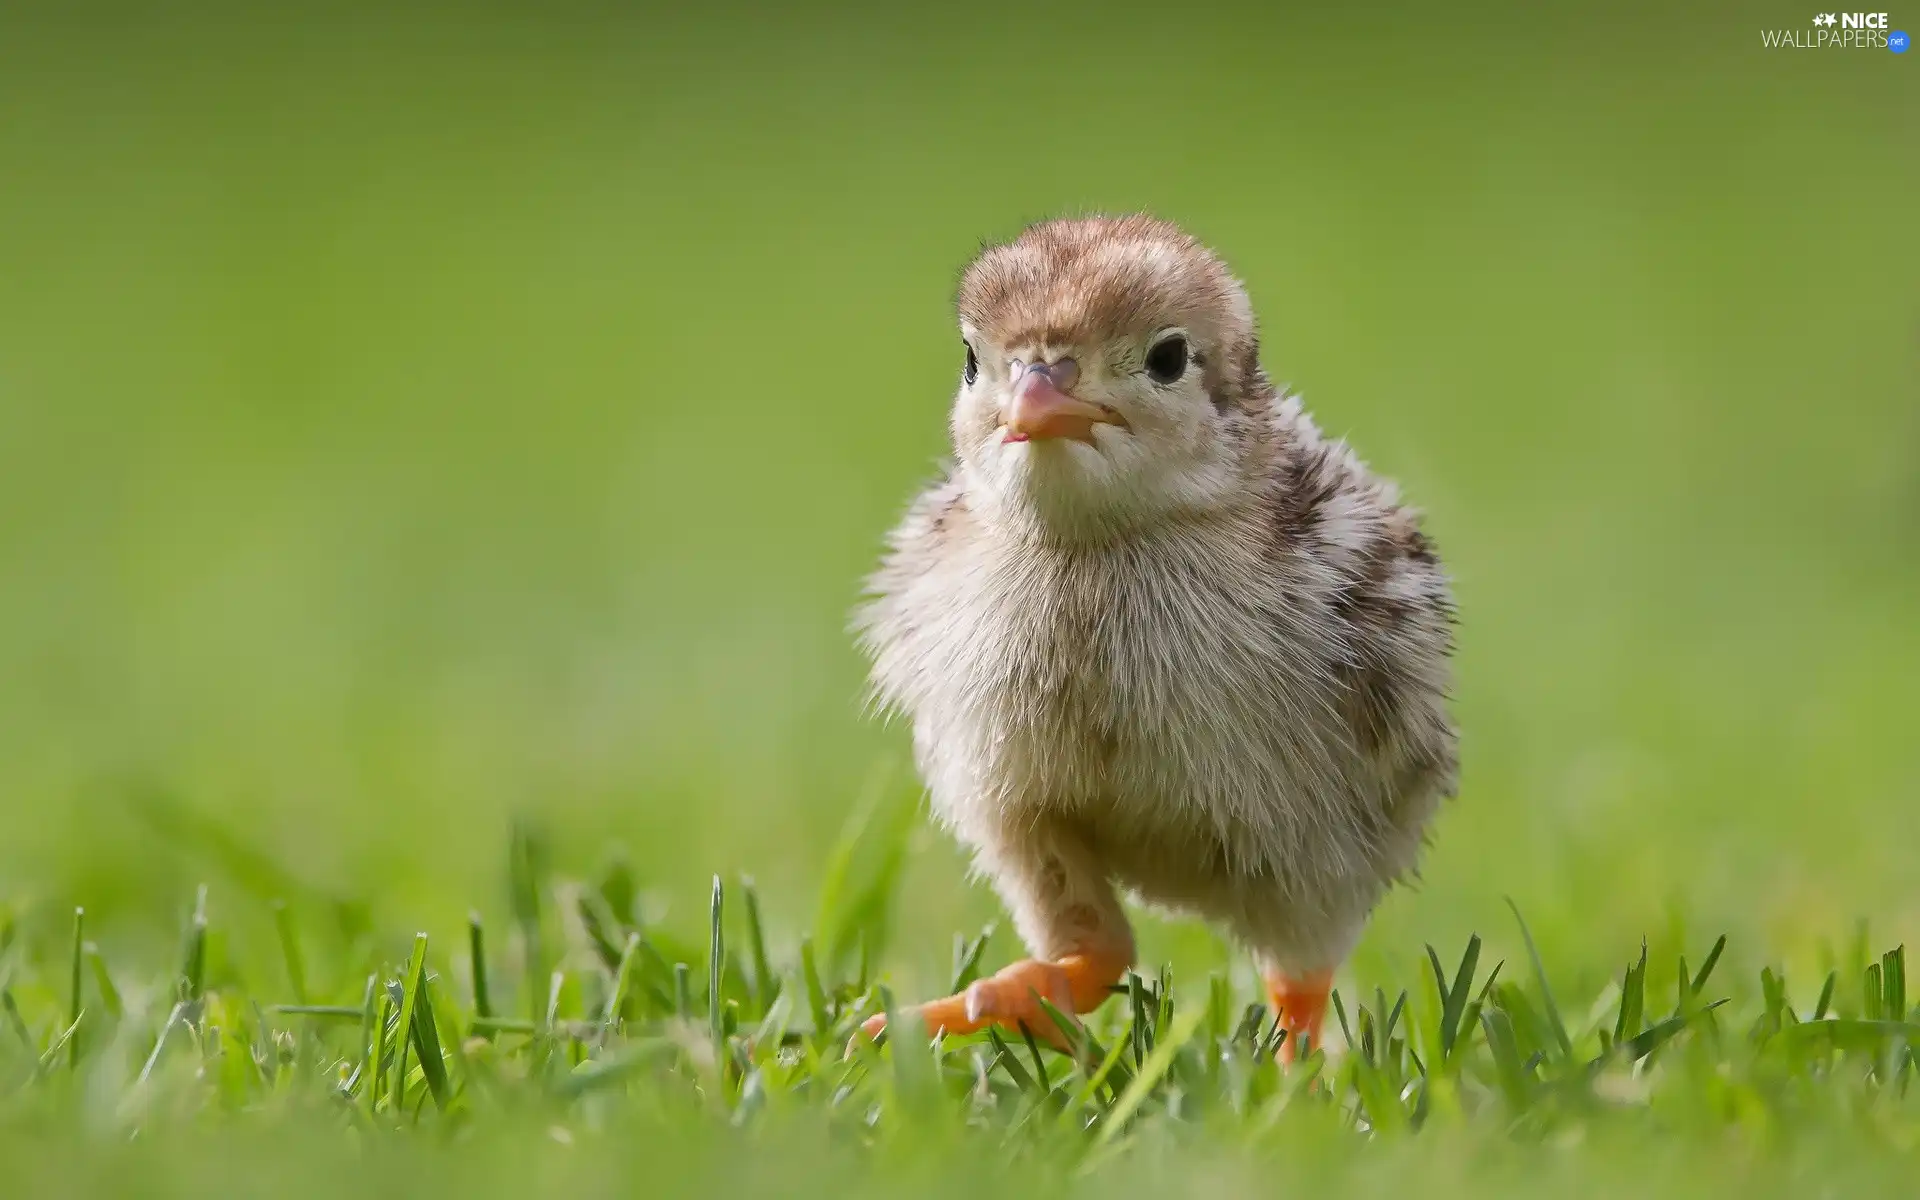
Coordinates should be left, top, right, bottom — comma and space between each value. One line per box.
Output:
0, 818, 1916, 1195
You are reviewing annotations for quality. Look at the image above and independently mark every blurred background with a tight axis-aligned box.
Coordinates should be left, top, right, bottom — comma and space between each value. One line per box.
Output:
0, 1, 1914, 1001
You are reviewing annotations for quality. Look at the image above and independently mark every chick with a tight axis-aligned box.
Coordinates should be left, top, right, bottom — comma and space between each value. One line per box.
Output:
855, 215, 1457, 1059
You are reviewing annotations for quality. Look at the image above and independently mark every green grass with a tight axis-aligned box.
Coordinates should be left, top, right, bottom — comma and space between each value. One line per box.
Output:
0, 820, 1916, 1195
1, 1, 1918, 1192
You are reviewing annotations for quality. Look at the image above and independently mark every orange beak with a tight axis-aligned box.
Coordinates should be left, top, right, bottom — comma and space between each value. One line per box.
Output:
1003, 359, 1129, 444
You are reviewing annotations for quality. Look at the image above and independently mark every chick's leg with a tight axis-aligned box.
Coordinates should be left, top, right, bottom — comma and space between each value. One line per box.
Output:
1246, 905, 1364, 1064
859, 829, 1132, 1047
1262, 966, 1334, 1064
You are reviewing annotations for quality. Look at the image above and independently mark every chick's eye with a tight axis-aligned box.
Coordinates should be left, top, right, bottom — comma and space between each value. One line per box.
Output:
1145, 335, 1189, 384
962, 342, 979, 385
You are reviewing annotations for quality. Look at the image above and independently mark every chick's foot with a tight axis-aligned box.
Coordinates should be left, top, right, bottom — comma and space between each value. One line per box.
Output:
854, 952, 1126, 1050
1263, 966, 1334, 1064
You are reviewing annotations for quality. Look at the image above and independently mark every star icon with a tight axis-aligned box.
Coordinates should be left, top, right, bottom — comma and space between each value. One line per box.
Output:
1813, 12, 1837, 26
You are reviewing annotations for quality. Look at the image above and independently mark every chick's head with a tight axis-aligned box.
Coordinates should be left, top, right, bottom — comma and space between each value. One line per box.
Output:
949, 215, 1268, 540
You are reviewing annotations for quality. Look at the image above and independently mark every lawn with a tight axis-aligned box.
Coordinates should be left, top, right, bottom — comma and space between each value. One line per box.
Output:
0, 3, 1916, 1193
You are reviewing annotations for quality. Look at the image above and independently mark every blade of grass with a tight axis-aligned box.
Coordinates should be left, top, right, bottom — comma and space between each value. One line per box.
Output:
741, 875, 776, 1018
1059, 1027, 1134, 1130
68, 906, 84, 1069
1620, 1000, 1730, 1064
354, 974, 377, 1104
880, 985, 936, 1114
1614, 941, 1649, 1044
986, 1029, 1041, 1096
800, 937, 831, 1040
1019, 1023, 1050, 1093
1430, 934, 1481, 1059
949, 925, 994, 995
469, 1017, 539, 1035
598, 852, 640, 929
1091, 1003, 1205, 1150
1348, 1051, 1407, 1135
1234, 1002, 1267, 1048
180, 885, 209, 1003
1453, 961, 1504, 1061
1690, 935, 1728, 997
1121, 975, 1136, 1067
1207, 973, 1231, 1043
1777, 1017, 1920, 1054
468, 911, 493, 1024
749, 987, 795, 1053
1261, 1011, 1289, 1060
813, 759, 912, 979
1759, 966, 1790, 1034
575, 890, 624, 974
555, 1038, 679, 1098
674, 964, 693, 1022
604, 932, 642, 1034
409, 975, 451, 1110
623, 932, 678, 1016
364, 981, 390, 1113
1885, 946, 1906, 1023
1036, 996, 1089, 1066
2, 989, 34, 1055
509, 818, 548, 1024
391, 934, 430, 1113
1329, 988, 1356, 1062
273, 901, 308, 1006
708, 875, 727, 1065
1506, 900, 1570, 1060
1813, 971, 1838, 1021
85, 943, 122, 1022
1480, 1008, 1533, 1110
1381, 990, 1408, 1058
136, 1002, 187, 1086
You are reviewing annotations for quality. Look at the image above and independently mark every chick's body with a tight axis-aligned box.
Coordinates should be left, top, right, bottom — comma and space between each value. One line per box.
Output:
858, 216, 1456, 1054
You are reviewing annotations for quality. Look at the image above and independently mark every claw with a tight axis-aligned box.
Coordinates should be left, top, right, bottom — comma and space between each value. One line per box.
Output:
964, 980, 990, 1024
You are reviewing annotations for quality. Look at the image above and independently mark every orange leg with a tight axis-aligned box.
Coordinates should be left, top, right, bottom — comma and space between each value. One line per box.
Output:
854, 950, 1129, 1050
1263, 966, 1334, 1063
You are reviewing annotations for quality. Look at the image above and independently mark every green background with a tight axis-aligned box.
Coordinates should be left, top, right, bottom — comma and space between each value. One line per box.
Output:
0, 3, 1915, 1183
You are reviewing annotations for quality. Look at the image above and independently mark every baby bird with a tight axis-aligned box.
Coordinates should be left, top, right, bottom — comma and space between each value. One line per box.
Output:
855, 215, 1457, 1059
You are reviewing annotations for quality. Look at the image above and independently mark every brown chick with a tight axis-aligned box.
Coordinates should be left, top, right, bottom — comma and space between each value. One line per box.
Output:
854, 215, 1457, 1060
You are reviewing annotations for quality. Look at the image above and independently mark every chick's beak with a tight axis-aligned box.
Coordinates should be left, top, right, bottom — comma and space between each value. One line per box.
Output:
1003, 359, 1127, 444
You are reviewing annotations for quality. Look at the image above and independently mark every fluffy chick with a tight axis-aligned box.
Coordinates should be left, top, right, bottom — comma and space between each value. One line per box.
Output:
855, 215, 1457, 1059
